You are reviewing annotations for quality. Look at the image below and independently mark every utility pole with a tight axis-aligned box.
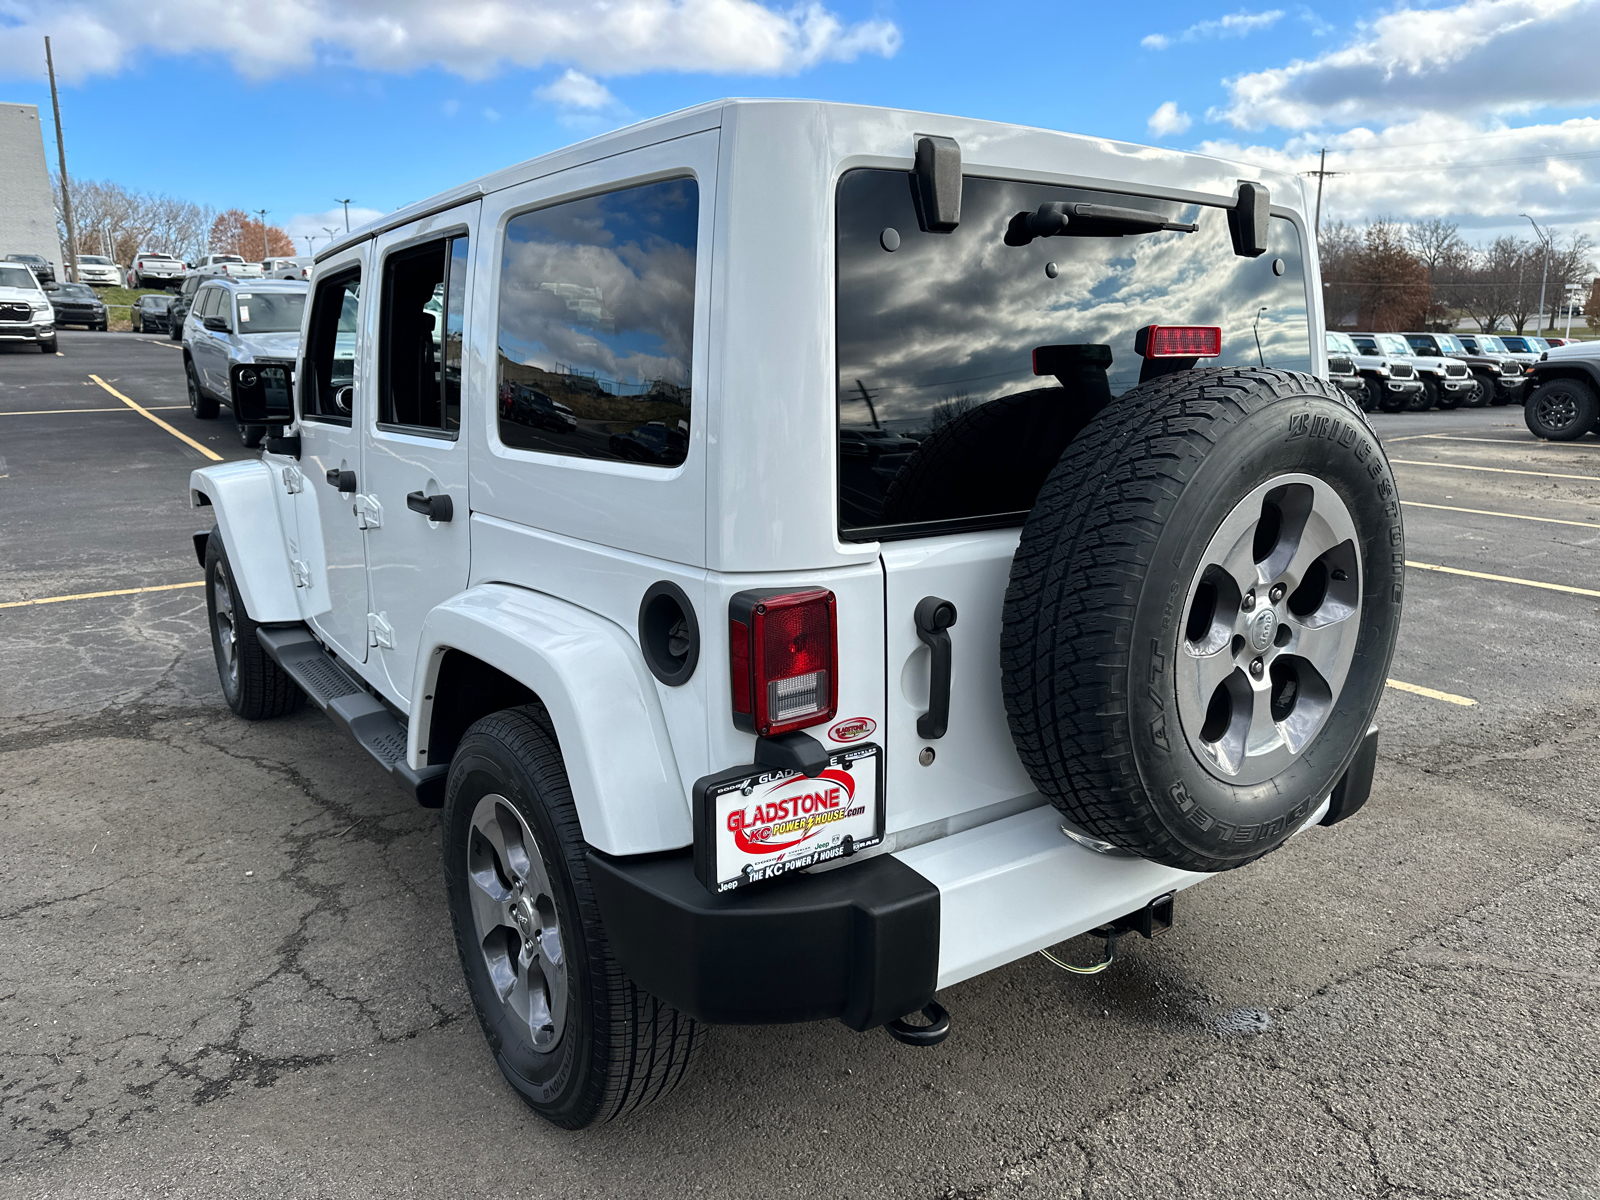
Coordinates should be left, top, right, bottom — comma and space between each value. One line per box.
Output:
44, 38, 80, 284
1521, 213, 1552, 333
335, 198, 352, 232
254, 209, 270, 261
1303, 148, 1344, 240
854, 379, 880, 429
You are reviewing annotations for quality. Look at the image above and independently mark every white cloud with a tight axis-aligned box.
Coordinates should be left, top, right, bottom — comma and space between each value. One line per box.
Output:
442, 99, 460, 116
1147, 102, 1193, 137
1198, 115, 1600, 244
0, 0, 902, 83
537, 69, 618, 110
483, 107, 501, 122
284, 205, 386, 249
1142, 9, 1284, 49
1216, 0, 1600, 130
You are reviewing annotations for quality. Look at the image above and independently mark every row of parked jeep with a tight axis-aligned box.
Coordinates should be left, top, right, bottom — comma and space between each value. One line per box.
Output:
1323, 329, 1576, 414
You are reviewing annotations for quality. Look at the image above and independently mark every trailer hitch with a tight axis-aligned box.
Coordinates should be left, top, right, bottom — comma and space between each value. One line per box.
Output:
1039, 892, 1176, 976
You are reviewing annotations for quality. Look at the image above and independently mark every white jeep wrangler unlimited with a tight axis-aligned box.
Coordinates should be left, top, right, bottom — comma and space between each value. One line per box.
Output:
189, 100, 1402, 1128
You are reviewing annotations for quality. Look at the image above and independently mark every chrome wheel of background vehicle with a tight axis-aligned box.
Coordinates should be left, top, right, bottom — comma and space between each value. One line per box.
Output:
465, 793, 568, 1055
1176, 474, 1362, 786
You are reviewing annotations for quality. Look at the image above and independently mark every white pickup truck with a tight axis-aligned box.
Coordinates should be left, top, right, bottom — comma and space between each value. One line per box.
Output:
191, 253, 264, 280
188, 99, 1400, 1129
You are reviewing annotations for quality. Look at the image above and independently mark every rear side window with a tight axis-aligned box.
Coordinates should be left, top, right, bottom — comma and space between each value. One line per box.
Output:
495, 178, 697, 466
379, 235, 468, 436
836, 170, 1311, 539
302, 270, 362, 422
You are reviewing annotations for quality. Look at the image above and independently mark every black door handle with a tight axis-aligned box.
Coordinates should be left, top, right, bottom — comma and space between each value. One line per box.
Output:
325, 467, 356, 492
914, 596, 958, 740
406, 491, 453, 522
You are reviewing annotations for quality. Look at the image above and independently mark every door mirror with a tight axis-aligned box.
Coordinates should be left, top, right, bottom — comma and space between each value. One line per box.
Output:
231, 362, 295, 426
203, 314, 230, 332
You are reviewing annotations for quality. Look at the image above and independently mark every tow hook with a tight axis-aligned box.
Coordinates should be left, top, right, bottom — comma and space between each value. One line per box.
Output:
1039, 892, 1176, 976
885, 1000, 951, 1047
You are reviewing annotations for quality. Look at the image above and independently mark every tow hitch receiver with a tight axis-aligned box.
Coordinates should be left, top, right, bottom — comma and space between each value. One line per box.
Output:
1040, 893, 1176, 976
1095, 891, 1175, 942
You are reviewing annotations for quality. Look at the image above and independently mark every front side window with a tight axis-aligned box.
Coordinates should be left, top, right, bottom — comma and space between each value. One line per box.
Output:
836, 170, 1311, 538
495, 178, 697, 465
379, 234, 468, 435
197, 288, 223, 320
303, 270, 361, 422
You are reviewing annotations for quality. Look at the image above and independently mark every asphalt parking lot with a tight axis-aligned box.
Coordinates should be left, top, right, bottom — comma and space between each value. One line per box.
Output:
3, 333, 1598, 1198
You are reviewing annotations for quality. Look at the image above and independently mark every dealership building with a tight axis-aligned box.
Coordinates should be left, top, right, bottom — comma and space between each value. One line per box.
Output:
1, 103, 63, 279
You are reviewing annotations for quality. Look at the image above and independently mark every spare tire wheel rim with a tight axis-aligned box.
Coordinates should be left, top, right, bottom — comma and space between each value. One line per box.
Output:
1176, 472, 1362, 786
465, 794, 568, 1054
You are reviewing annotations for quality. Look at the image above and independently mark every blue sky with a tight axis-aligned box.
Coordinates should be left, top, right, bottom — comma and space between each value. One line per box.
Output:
5, 0, 1599, 251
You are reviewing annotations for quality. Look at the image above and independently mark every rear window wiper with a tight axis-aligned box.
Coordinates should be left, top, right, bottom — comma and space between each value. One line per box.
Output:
1006, 201, 1198, 246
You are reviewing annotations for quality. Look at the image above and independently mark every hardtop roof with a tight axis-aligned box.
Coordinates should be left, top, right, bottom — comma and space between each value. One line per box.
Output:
315, 98, 1305, 264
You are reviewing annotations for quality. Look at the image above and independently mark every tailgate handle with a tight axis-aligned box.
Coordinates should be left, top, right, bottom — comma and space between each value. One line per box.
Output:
914, 596, 958, 740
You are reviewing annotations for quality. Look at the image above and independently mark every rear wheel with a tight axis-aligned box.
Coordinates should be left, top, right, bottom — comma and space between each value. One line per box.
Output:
1525, 378, 1599, 440
204, 532, 304, 719
187, 359, 219, 419
1002, 367, 1401, 873
443, 708, 701, 1128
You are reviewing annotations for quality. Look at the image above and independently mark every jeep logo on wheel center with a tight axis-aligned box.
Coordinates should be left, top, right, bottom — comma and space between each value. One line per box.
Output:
1249, 607, 1278, 652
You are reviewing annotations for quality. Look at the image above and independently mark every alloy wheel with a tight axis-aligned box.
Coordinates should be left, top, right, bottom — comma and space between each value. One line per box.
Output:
1176, 473, 1363, 785
465, 794, 569, 1053
212, 570, 239, 689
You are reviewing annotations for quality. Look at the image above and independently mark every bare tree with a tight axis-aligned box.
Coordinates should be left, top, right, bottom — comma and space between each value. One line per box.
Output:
52, 174, 217, 271
1585, 277, 1600, 334
1548, 233, 1597, 331
1404, 218, 1469, 329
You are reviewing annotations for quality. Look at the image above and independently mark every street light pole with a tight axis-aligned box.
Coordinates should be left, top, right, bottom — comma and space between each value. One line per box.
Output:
335, 198, 352, 232
254, 209, 270, 261
1521, 213, 1551, 333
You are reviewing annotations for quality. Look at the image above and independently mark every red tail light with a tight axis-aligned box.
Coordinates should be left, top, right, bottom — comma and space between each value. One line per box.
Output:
1137, 325, 1222, 358
729, 589, 838, 737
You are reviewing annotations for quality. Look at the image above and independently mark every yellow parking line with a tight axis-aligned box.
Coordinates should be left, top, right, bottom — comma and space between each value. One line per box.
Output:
1400, 500, 1600, 529
0, 581, 204, 611
1389, 459, 1600, 482
88, 375, 222, 462
0, 405, 188, 417
1386, 678, 1477, 706
1410, 434, 1583, 448
1406, 560, 1600, 598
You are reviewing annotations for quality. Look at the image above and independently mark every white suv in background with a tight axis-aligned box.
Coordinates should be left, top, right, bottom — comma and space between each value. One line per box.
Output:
74, 255, 122, 286
187, 99, 1400, 1130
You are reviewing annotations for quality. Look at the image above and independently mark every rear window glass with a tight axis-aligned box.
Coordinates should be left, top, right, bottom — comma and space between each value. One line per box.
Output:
836, 170, 1310, 540
495, 178, 696, 467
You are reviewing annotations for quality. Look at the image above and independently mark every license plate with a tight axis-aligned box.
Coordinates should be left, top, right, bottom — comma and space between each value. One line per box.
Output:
693, 744, 884, 893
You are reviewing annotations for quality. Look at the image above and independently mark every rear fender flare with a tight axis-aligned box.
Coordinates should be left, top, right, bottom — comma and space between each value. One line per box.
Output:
412, 584, 689, 856
188, 461, 300, 622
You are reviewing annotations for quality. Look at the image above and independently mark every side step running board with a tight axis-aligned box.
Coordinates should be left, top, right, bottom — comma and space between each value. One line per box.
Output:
255, 625, 449, 808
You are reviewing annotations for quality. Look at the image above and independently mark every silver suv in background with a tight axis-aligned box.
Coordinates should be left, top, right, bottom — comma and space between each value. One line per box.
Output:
1328, 329, 1421, 412
1350, 331, 1473, 410
182, 278, 307, 447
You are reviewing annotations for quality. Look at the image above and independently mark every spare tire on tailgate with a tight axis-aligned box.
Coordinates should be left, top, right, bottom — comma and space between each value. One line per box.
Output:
1001, 367, 1402, 873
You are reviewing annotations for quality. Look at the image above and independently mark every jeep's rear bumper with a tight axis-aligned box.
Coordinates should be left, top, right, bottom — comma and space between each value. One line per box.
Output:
593, 728, 1379, 1029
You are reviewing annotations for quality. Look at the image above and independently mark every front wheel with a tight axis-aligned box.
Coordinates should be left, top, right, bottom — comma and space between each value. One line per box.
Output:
1409, 379, 1438, 411
1373, 379, 1406, 413
1003, 368, 1402, 873
238, 423, 265, 448
204, 532, 304, 719
39, 336, 56, 354
187, 359, 219, 419
1525, 378, 1599, 440
443, 708, 701, 1128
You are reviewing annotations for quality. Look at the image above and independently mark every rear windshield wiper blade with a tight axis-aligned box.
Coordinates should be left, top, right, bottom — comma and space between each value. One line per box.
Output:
1005, 201, 1198, 245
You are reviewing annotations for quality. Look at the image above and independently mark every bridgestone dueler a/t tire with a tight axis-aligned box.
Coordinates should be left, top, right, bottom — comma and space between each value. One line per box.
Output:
443, 708, 700, 1128
1001, 367, 1403, 873
204, 532, 305, 720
